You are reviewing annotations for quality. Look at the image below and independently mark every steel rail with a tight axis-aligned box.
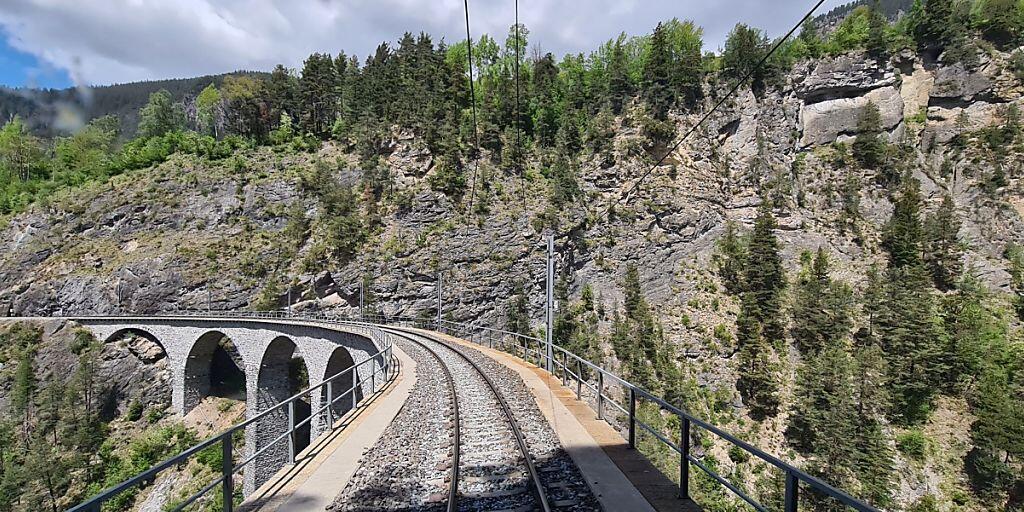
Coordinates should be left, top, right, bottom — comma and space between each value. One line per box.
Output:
386, 326, 552, 512
379, 329, 461, 512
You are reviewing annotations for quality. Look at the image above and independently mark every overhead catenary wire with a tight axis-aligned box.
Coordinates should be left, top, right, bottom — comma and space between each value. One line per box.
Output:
572, 0, 829, 234
464, 0, 483, 212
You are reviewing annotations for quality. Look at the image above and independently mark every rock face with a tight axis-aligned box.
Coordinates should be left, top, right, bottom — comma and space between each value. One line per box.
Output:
800, 85, 905, 146
0, 319, 171, 418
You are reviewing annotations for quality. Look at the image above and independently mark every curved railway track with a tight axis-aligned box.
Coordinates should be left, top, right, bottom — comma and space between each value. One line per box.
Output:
384, 327, 552, 512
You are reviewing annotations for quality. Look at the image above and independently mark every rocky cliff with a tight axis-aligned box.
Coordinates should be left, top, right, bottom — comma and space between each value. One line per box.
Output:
1, 47, 1022, 510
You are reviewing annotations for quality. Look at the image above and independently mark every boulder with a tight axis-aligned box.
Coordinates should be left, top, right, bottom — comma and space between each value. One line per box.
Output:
931, 63, 993, 104
799, 86, 904, 147
794, 53, 898, 103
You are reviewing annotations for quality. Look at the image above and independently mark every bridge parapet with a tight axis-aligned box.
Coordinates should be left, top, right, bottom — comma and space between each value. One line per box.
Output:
59, 312, 395, 504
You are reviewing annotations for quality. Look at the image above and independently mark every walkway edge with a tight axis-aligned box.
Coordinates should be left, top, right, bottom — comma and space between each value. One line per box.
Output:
241, 342, 417, 512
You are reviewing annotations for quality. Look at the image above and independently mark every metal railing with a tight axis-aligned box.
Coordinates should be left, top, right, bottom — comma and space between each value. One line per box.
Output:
64, 309, 877, 512
358, 312, 878, 512
67, 312, 397, 512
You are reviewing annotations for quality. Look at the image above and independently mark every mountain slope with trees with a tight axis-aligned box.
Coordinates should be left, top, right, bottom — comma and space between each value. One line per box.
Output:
1, 1, 1023, 510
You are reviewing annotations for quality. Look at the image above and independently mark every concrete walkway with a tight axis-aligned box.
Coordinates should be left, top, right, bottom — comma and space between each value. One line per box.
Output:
240, 343, 417, 512
434, 331, 667, 512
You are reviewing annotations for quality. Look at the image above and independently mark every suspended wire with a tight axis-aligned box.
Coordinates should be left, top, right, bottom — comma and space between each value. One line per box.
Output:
464, 0, 483, 212
568, 0, 828, 235
514, 0, 526, 207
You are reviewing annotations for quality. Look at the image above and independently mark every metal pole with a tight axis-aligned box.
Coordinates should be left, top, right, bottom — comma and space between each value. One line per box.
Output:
326, 380, 334, 430
545, 235, 554, 373
784, 472, 799, 512
359, 279, 364, 320
287, 401, 296, 464
576, 359, 582, 399
222, 434, 234, 512
681, 418, 690, 499
436, 272, 442, 329
628, 387, 636, 449
597, 371, 604, 420
287, 285, 291, 317
207, 287, 211, 313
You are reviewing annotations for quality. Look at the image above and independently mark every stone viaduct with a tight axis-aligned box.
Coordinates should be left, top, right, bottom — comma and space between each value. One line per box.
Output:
70, 315, 389, 495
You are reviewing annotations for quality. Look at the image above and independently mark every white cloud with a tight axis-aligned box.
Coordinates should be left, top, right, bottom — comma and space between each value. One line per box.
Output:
0, 0, 849, 86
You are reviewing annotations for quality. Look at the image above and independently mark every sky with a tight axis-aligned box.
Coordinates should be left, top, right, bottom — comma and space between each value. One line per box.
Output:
0, 0, 850, 90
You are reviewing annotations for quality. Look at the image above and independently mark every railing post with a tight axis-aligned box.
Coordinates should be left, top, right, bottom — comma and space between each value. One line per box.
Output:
352, 376, 358, 411
628, 387, 636, 449
576, 359, 582, 399
326, 380, 334, 430
562, 351, 569, 384
680, 417, 690, 500
222, 433, 234, 512
597, 371, 604, 420
287, 401, 296, 464
785, 471, 799, 512
371, 367, 376, 393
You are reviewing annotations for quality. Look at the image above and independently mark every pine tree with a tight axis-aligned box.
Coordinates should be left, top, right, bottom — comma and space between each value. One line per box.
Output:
790, 249, 854, 355
853, 101, 887, 170
743, 205, 786, 341
607, 37, 631, 115
866, 1, 889, 59
877, 264, 947, 425
923, 195, 963, 291
914, 0, 956, 49
643, 23, 674, 122
715, 221, 747, 295
882, 178, 925, 269
799, 18, 823, 59
722, 24, 769, 94
506, 280, 531, 336
736, 292, 781, 419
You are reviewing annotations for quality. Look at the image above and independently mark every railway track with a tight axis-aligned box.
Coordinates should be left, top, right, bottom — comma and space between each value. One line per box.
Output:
389, 328, 551, 512
330, 327, 597, 512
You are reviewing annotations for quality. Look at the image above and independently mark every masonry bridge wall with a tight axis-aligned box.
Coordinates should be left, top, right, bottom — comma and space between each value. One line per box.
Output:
70, 316, 387, 495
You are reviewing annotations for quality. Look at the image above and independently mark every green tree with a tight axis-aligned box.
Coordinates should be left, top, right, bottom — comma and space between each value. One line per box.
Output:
736, 292, 781, 419
643, 22, 673, 120
867, 1, 889, 58
714, 221, 747, 295
853, 101, 887, 170
137, 89, 185, 139
914, 0, 956, 50
195, 83, 224, 137
923, 195, 963, 291
506, 280, 531, 336
0, 116, 46, 182
974, 0, 1022, 47
743, 205, 786, 341
722, 24, 769, 94
790, 249, 855, 355
607, 36, 632, 114
882, 178, 925, 269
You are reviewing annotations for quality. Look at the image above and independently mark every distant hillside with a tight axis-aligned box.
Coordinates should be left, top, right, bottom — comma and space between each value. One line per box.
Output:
0, 71, 267, 138
816, 0, 916, 24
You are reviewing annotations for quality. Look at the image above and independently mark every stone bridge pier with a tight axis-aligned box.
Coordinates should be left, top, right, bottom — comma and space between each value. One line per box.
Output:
71, 316, 387, 495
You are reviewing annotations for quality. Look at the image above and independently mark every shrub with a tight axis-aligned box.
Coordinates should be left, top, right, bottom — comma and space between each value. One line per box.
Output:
126, 400, 144, 422
896, 429, 928, 460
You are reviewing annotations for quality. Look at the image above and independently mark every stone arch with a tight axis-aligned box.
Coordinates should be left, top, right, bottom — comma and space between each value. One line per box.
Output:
321, 345, 360, 423
251, 335, 312, 489
98, 327, 171, 420
183, 331, 245, 414
102, 327, 167, 353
